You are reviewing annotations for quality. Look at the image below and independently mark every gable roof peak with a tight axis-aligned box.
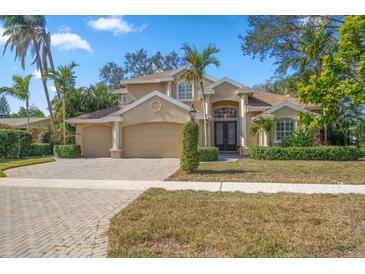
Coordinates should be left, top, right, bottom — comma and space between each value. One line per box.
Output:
208, 77, 246, 89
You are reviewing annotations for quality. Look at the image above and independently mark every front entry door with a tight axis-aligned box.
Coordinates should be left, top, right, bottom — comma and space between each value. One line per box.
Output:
214, 121, 237, 151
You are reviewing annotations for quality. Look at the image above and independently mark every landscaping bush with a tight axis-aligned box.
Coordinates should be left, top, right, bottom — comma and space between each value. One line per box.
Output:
31, 143, 51, 156
280, 129, 315, 147
180, 121, 199, 172
38, 131, 51, 143
248, 146, 362, 161
53, 144, 80, 158
0, 129, 32, 159
198, 146, 219, 161
360, 145, 365, 157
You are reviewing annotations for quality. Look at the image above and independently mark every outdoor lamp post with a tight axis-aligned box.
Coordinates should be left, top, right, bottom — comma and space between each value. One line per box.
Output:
188, 104, 197, 121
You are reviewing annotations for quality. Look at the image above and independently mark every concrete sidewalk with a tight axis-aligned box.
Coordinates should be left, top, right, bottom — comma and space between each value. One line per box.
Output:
1, 178, 365, 194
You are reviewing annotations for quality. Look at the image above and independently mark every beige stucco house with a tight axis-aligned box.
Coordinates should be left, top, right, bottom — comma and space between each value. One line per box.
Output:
67, 67, 319, 158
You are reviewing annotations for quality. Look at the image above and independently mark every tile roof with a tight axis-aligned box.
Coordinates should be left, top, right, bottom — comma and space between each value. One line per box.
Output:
72, 106, 122, 120
248, 89, 317, 109
0, 117, 50, 127
125, 70, 175, 82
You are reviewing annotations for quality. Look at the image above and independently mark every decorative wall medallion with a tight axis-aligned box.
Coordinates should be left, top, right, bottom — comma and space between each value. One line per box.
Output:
150, 100, 162, 113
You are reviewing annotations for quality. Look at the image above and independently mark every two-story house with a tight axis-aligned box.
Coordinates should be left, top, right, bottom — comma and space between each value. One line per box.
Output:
67, 66, 318, 158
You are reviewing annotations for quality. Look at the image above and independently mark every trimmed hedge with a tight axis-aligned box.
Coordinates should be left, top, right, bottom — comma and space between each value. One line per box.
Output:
0, 129, 32, 159
31, 143, 51, 156
54, 144, 80, 158
180, 121, 199, 172
198, 146, 219, 162
248, 146, 362, 161
361, 145, 365, 157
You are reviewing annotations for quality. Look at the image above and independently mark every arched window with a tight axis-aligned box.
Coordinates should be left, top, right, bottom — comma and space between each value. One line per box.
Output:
177, 81, 193, 100
213, 107, 237, 119
276, 118, 295, 142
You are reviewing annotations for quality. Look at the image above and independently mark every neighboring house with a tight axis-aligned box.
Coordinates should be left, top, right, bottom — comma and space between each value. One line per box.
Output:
0, 117, 51, 129
67, 66, 319, 158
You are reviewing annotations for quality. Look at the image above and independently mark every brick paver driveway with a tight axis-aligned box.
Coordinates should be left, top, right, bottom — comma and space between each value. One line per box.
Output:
0, 186, 141, 257
5, 158, 179, 180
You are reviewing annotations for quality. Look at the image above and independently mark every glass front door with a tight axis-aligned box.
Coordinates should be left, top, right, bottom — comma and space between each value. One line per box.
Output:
214, 121, 237, 151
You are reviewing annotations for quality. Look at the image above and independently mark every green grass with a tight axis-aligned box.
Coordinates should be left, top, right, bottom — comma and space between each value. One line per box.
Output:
169, 158, 365, 184
108, 188, 365, 258
0, 156, 55, 177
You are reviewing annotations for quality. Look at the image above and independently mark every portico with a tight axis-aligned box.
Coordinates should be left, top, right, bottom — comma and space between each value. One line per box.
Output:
202, 77, 252, 154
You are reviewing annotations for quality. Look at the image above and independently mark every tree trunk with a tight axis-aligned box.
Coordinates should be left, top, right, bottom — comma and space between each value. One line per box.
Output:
33, 39, 57, 133
200, 79, 207, 147
62, 94, 66, 145
26, 98, 30, 132
46, 49, 61, 99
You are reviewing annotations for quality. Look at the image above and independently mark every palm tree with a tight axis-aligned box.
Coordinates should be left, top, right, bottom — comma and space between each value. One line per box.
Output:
251, 114, 277, 147
179, 43, 220, 147
43, 62, 78, 144
41, 29, 61, 99
0, 75, 33, 131
1, 15, 57, 132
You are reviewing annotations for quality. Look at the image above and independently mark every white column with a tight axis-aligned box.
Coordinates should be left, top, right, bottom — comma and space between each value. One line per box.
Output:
239, 95, 247, 148
110, 121, 123, 158
263, 131, 268, 147
167, 82, 172, 97
112, 121, 121, 149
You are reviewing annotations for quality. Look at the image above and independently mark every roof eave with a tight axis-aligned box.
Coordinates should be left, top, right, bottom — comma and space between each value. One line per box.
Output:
120, 77, 174, 85
66, 116, 123, 124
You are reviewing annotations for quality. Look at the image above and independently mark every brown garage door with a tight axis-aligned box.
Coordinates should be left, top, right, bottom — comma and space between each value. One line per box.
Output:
123, 122, 183, 158
82, 125, 112, 157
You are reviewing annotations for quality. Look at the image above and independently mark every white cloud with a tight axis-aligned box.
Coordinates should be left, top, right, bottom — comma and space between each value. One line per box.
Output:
51, 27, 92, 53
0, 26, 10, 45
87, 16, 147, 35
32, 69, 41, 79
48, 85, 57, 93
57, 25, 71, 33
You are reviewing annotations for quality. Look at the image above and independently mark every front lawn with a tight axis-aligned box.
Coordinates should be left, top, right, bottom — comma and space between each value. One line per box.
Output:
108, 188, 365, 257
0, 157, 55, 177
169, 158, 365, 184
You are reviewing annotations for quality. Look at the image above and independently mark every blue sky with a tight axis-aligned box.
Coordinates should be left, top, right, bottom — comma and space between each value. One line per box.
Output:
0, 16, 275, 114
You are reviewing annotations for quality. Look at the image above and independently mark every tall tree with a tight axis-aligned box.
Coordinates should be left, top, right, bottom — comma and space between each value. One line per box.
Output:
123, 49, 185, 77
41, 28, 61, 99
1, 15, 57, 132
254, 76, 299, 95
0, 74, 33, 130
179, 43, 220, 147
99, 62, 125, 89
10, 105, 44, 118
240, 16, 343, 76
298, 16, 365, 131
59, 83, 117, 121
0, 94, 11, 118
44, 62, 78, 144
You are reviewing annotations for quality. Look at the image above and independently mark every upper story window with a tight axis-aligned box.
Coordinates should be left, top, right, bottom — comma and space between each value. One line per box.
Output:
276, 117, 295, 142
213, 107, 237, 119
177, 81, 193, 101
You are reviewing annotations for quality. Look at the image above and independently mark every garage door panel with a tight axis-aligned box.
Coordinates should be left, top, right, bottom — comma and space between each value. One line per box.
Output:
123, 123, 183, 158
82, 125, 112, 157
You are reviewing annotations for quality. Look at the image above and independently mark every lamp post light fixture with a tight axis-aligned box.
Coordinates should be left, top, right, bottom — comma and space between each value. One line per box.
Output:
188, 104, 197, 121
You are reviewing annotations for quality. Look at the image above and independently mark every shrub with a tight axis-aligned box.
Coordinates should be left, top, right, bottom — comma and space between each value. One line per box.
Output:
248, 146, 362, 161
198, 146, 219, 161
280, 129, 315, 147
38, 131, 51, 143
54, 144, 80, 158
31, 143, 51, 156
180, 121, 199, 172
360, 145, 365, 157
0, 129, 32, 159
